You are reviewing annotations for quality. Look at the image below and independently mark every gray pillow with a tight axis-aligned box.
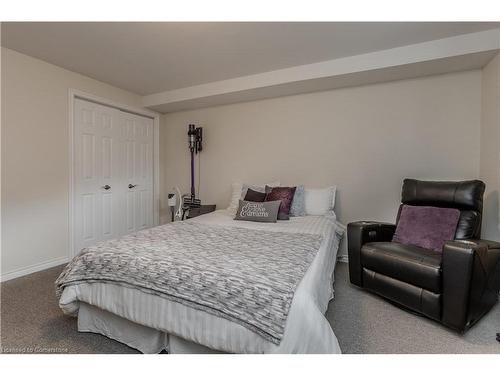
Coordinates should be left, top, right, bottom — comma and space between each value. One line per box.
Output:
240, 184, 266, 199
289, 185, 306, 217
234, 200, 281, 223
240, 182, 280, 200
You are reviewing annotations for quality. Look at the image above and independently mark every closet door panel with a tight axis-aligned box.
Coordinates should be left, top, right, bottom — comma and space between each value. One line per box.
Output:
123, 113, 154, 234
74, 99, 154, 254
74, 99, 123, 253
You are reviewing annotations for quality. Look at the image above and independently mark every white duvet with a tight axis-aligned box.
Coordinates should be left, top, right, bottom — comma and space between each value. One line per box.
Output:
59, 210, 344, 354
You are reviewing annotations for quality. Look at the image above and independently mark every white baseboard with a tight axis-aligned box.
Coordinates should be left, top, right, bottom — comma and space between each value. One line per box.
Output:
0, 256, 69, 282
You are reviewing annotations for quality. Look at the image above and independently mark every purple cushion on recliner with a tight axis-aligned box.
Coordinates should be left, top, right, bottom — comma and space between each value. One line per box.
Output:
392, 205, 460, 252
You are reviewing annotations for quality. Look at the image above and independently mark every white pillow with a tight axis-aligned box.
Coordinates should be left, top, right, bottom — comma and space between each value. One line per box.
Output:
304, 186, 337, 216
226, 181, 280, 215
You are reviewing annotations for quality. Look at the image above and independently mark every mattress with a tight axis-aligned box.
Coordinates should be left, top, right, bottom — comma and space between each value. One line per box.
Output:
59, 210, 344, 354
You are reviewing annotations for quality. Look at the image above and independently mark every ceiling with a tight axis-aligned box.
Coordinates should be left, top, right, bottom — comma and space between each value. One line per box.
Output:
2, 22, 500, 96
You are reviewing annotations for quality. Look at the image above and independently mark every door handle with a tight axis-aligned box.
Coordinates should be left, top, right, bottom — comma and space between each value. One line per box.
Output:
102, 185, 111, 190
128, 184, 137, 189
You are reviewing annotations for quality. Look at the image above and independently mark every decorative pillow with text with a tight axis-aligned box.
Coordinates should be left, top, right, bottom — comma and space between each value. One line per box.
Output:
234, 200, 281, 223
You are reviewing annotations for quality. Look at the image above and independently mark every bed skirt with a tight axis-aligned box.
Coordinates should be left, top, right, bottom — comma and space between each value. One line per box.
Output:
78, 303, 224, 354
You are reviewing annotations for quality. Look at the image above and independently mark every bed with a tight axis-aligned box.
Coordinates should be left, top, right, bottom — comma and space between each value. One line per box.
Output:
57, 210, 344, 354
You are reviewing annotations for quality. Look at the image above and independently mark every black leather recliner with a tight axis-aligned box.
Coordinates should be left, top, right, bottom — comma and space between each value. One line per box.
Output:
347, 179, 500, 332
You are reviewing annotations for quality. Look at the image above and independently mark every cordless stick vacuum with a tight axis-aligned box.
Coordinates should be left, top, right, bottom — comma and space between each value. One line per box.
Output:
182, 124, 203, 218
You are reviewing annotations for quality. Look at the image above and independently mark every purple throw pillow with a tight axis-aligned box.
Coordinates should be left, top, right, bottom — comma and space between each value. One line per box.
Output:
265, 186, 297, 220
244, 188, 267, 202
392, 205, 460, 252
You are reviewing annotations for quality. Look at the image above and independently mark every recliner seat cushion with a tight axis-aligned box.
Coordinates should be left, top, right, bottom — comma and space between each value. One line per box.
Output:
361, 242, 442, 293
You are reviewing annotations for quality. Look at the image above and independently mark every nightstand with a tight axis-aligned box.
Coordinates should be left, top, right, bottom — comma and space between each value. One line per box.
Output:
185, 204, 216, 220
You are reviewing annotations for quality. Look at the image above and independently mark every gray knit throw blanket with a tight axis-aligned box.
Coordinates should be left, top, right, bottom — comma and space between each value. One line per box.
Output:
56, 221, 322, 344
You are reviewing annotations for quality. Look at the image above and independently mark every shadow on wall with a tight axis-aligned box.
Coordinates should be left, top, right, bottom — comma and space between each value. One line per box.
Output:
333, 190, 348, 260
483, 190, 499, 241
334, 189, 342, 223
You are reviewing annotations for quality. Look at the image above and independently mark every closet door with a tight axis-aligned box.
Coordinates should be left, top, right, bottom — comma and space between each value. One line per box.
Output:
123, 112, 154, 234
73, 99, 124, 252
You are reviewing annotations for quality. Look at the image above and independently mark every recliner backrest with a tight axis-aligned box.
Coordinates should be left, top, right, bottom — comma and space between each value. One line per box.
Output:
397, 179, 485, 240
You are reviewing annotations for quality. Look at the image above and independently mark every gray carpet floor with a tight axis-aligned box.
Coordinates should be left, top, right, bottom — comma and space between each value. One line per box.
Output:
1, 262, 499, 354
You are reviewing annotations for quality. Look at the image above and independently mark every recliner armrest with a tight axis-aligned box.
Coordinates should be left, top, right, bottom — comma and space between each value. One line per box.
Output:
442, 239, 500, 332
347, 221, 396, 286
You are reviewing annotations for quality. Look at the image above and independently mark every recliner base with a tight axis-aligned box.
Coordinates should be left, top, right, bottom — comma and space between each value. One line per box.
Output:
362, 268, 441, 321
359, 268, 499, 333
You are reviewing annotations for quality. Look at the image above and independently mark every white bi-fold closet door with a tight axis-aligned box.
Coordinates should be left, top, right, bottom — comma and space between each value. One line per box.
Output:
73, 98, 154, 253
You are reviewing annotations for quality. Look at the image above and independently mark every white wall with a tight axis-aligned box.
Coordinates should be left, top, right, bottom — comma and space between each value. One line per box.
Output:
1, 47, 143, 279
161, 71, 482, 257
480, 53, 500, 241
0, 46, 487, 278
